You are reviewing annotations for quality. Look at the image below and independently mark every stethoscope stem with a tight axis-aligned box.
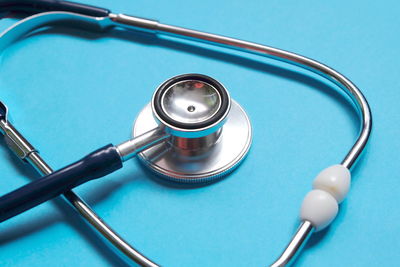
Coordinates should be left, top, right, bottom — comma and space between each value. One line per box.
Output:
116, 126, 170, 162
0, 144, 122, 222
0, 2, 372, 266
0, 103, 158, 266
0, 126, 168, 223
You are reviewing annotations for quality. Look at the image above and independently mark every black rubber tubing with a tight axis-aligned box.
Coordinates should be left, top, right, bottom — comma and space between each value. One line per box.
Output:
0, 144, 122, 222
0, 0, 110, 17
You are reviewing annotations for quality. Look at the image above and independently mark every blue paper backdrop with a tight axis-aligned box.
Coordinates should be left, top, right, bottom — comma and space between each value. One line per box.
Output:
0, 1, 398, 266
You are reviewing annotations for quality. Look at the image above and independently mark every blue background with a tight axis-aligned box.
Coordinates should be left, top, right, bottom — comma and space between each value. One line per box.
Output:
0, 0, 398, 266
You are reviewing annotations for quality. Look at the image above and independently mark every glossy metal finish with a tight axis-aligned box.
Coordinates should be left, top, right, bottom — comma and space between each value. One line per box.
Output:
116, 126, 170, 162
160, 80, 222, 125
270, 220, 314, 267
0, 14, 160, 267
0, 11, 372, 267
109, 13, 371, 265
0, 103, 36, 161
0, 111, 158, 267
151, 75, 232, 139
133, 100, 252, 182
24, 151, 158, 267
110, 13, 372, 170
0, 119, 36, 161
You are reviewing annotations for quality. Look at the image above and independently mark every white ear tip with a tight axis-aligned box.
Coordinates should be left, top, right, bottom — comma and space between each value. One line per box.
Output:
300, 189, 338, 231
313, 164, 351, 203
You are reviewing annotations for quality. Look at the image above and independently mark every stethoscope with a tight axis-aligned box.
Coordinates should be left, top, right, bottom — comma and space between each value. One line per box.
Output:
0, 1, 372, 266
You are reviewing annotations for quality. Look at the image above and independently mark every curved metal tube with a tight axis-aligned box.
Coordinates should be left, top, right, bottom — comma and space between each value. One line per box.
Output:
109, 13, 372, 266
109, 14, 372, 266
109, 14, 372, 170
25, 152, 158, 267
0, 13, 159, 267
269, 221, 314, 267
0, 11, 372, 267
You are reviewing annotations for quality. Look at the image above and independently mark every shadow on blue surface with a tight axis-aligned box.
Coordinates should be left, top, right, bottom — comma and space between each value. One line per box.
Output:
1, 24, 362, 266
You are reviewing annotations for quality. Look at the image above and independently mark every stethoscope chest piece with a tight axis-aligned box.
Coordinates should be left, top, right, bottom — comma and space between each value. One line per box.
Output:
0, 5, 373, 266
133, 74, 252, 183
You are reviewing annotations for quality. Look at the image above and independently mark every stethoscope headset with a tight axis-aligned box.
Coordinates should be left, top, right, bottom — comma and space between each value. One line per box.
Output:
0, 1, 372, 266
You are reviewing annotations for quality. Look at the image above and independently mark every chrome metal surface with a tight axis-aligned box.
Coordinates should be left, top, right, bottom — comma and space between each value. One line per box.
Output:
151, 75, 231, 139
25, 152, 53, 175
171, 129, 222, 153
0, 11, 372, 267
24, 151, 158, 267
116, 126, 170, 162
160, 80, 222, 124
133, 100, 252, 182
0, 119, 36, 161
270, 221, 314, 267
0, 14, 159, 266
110, 13, 372, 264
0, 102, 36, 161
108, 13, 159, 33
111, 13, 372, 170
0, 114, 158, 267
0, 125, 157, 266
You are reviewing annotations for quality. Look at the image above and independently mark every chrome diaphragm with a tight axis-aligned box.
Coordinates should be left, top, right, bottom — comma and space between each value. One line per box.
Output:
133, 74, 252, 183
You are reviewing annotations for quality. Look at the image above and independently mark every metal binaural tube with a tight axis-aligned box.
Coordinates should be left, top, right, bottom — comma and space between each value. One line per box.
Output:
0, 119, 36, 161
0, 122, 173, 224
0, 115, 158, 266
155, 24, 372, 169
25, 151, 159, 267
0, 144, 123, 222
270, 221, 314, 267
0, 10, 372, 267
110, 14, 372, 266
110, 13, 371, 170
